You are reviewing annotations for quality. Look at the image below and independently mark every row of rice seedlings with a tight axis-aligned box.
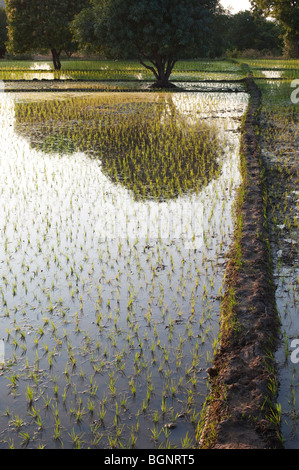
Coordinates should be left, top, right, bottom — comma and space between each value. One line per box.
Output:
57, 70, 245, 82
240, 59, 299, 71
58, 58, 243, 74
238, 59, 299, 80
0, 71, 72, 81
0, 91, 247, 448
0, 70, 246, 82
0, 59, 246, 82
0, 59, 243, 72
3, 81, 138, 94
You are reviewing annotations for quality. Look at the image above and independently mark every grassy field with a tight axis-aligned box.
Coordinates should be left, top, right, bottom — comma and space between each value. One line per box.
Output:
1, 57, 298, 82
238, 59, 299, 79
0, 59, 246, 82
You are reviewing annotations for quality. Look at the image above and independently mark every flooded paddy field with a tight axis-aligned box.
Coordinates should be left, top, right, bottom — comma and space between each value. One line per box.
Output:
258, 79, 299, 448
0, 59, 246, 94
239, 59, 299, 80
2, 81, 245, 94
0, 89, 248, 448
0, 59, 245, 82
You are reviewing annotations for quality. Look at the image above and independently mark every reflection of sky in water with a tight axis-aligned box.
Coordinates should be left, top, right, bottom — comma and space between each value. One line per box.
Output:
262, 70, 282, 79
0, 93, 247, 250
30, 62, 52, 71
9, 71, 72, 80
4, 63, 71, 80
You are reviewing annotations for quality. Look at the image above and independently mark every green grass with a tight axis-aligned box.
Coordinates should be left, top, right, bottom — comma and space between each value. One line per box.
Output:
238, 58, 299, 79
0, 59, 246, 81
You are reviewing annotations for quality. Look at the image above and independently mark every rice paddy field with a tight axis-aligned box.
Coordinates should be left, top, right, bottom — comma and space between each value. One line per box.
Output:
0, 60, 245, 94
257, 78, 299, 448
0, 58, 297, 449
239, 59, 299, 80
0, 59, 245, 82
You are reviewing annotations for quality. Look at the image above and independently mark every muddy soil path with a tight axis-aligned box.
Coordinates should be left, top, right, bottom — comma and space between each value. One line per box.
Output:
198, 73, 283, 449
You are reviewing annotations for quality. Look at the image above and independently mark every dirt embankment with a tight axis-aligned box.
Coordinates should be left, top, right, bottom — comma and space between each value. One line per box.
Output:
199, 75, 283, 449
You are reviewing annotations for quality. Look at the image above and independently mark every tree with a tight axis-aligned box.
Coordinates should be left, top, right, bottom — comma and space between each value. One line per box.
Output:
208, 6, 233, 57
228, 11, 259, 51
0, 6, 7, 58
5, 0, 89, 69
226, 10, 283, 53
73, 0, 219, 88
251, 0, 299, 57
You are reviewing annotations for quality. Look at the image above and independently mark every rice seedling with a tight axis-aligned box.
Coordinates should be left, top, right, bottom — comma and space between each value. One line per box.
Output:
9, 414, 25, 430
26, 385, 34, 407
19, 431, 31, 446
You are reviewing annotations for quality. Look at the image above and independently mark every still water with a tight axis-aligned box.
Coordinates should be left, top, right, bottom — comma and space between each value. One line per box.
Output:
0, 90, 247, 448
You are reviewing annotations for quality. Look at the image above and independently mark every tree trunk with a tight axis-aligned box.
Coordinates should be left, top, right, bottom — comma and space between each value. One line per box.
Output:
51, 48, 62, 71
150, 78, 177, 88
138, 53, 177, 88
150, 57, 177, 88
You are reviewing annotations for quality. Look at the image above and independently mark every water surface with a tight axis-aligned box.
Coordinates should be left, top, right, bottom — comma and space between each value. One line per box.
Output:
0, 91, 248, 448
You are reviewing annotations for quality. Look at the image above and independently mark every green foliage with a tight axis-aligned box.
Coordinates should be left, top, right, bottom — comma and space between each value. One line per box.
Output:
226, 10, 283, 53
251, 0, 299, 57
0, 6, 7, 58
72, 0, 218, 86
5, 0, 89, 68
208, 7, 233, 58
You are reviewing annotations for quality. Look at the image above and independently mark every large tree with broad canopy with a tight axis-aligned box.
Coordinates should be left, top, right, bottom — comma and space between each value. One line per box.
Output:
72, 0, 219, 87
5, 0, 89, 69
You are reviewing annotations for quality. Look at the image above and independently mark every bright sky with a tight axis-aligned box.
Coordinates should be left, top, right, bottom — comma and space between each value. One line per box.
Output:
220, 0, 252, 13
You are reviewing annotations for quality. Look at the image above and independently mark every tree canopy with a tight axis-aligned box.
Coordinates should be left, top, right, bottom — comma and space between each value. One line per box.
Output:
73, 0, 219, 87
2, 0, 295, 65
0, 6, 7, 58
251, 0, 299, 57
226, 10, 283, 53
5, 0, 89, 68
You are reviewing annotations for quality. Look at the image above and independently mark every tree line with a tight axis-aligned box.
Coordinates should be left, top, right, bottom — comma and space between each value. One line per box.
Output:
0, 0, 298, 86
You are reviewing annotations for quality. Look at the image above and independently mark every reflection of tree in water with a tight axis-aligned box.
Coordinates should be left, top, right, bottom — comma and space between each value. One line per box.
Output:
14, 94, 223, 201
